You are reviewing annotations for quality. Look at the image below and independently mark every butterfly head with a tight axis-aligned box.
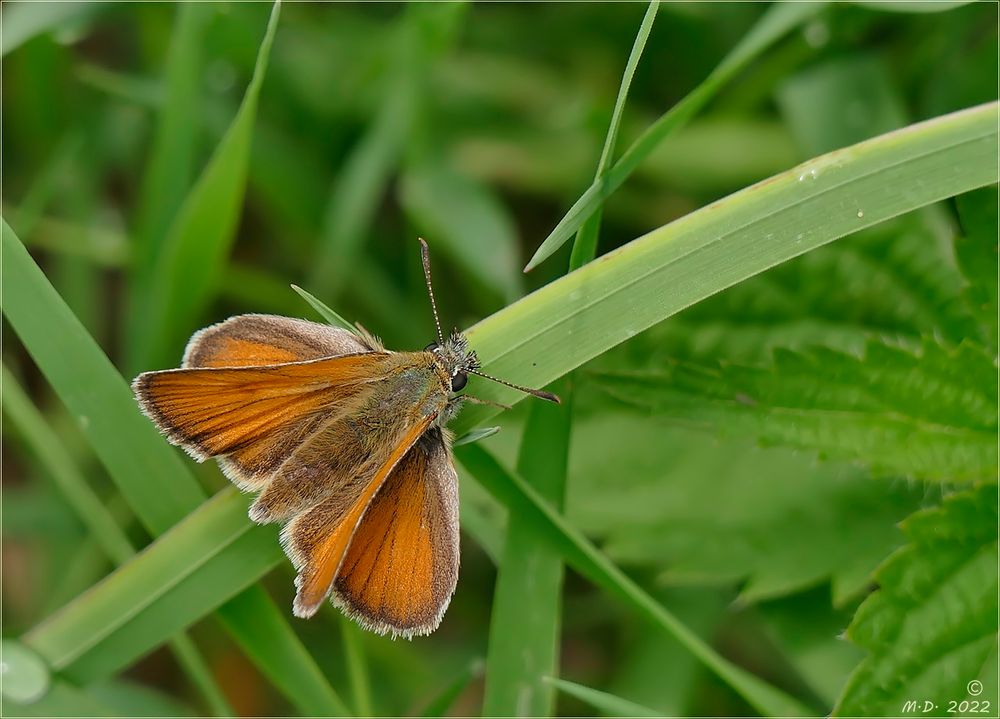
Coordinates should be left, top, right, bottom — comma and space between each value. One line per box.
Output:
425, 331, 480, 393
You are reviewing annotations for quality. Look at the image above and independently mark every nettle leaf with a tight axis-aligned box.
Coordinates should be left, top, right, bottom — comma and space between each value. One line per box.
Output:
600, 214, 974, 367
566, 411, 923, 606
592, 339, 998, 483
955, 186, 999, 351
834, 483, 999, 717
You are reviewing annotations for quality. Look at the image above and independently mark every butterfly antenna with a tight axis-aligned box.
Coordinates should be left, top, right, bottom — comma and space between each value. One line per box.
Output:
419, 238, 446, 346
467, 368, 561, 404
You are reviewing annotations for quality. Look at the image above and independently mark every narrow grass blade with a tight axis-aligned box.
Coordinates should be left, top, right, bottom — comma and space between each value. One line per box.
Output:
132, 3, 212, 266
307, 3, 466, 299
340, 618, 374, 717
130, 0, 281, 373
2, 366, 134, 564
420, 659, 484, 717
453, 426, 501, 447
545, 677, 661, 718
23, 489, 277, 679
2, 221, 205, 530
525, 1, 825, 271
456, 103, 1000, 434
1, 2, 106, 57
216, 590, 352, 717
401, 163, 522, 302
483, 379, 570, 717
456, 444, 815, 718
2, 222, 347, 715
569, 0, 658, 271
126, 3, 213, 367
290, 284, 358, 333
3, 366, 234, 715
850, 0, 975, 11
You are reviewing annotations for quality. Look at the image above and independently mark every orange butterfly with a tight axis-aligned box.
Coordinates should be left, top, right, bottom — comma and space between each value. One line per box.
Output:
132, 240, 557, 637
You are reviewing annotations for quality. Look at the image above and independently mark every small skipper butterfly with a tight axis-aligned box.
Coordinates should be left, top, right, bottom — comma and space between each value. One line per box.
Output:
132, 240, 557, 637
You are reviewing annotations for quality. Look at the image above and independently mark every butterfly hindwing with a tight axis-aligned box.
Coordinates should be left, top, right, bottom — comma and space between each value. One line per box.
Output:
282, 414, 438, 619
332, 427, 460, 637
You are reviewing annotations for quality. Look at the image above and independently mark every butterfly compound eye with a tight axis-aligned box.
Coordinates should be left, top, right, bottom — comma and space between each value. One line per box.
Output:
451, 371, 468, 392
424, 342, 440, 352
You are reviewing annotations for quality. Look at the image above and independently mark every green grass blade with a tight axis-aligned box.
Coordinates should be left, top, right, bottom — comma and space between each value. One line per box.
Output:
126, 3, 213, 371
23, 489, 276, 678
129, 0, 281, 372
569, 0, 658, 271
455, 102, 1000, 434
401, 163, 522, 303
2, 366, 234, 716
2, 221, 347, 716
165, 638, 234, 717
307, 3, 464, 300
456, 444, 816, 717
216, 590, 352, 717
1, 366, 135, 564
290, 284, 359, 333
545, 678, 661, 718
132, 3, 211, 267
0, 2, 106, 57
2, 221, 205, 530
340, 618, 374, 717
525, 1, 825, 271
482, 379, 570, 717
420, 659, 484, 717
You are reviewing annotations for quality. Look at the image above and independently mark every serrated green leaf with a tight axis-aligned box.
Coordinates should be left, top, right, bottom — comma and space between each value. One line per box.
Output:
456, 444, 815, 718
592, 339, 998, 483
834, 484, 999, 717
955, 186, 999, 351
567, 412, 923, 606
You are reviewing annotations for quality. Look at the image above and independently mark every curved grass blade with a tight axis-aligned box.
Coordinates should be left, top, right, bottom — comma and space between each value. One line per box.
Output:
2, 222, 348, 716
525, 1, 825, 271
130, 0, 281, 373
457, 102, 1000, 434
544, 677, 661, 718
487, 8, 657, 710
456, 444, 816, 718
569, 0, 658, 271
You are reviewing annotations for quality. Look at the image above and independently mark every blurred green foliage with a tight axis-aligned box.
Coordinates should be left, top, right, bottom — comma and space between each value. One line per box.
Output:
2, 2, 997, 717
